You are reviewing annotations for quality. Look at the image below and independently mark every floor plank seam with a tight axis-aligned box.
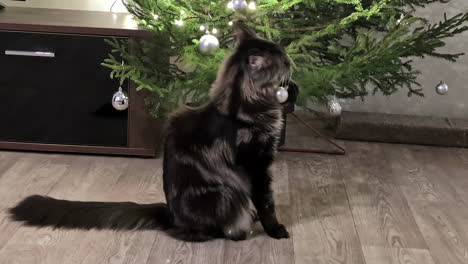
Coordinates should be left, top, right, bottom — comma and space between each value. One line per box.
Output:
45, 177, 62, 196
283, 156, 296, 264
333, 155, 368, 264
404, 201, 443, 264
144, 231, 164, 264
381, 147, 433, 253
381, 144, 445, 264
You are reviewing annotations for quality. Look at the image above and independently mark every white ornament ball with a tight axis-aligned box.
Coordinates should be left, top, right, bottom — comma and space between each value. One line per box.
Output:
435, 81, 448, 95
231, 0, 247, 11
175, 19, 184, 26
112, 87, 129, 111
248, 1, 256, 10
328, 97, 342, 117
276, 86, 289, 104
199, 34, 220, 54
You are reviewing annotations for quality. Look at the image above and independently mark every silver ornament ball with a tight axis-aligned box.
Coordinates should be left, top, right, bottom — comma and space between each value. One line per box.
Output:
276, 86, 289, 104
328, 97, 342, 117
231, 0, 247, 11
112, 87, 129, 111
199, 34, 220, 55
435, 81, 448, 95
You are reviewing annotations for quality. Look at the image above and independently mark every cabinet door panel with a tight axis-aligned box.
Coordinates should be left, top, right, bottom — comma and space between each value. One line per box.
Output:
0, 31, 128, 147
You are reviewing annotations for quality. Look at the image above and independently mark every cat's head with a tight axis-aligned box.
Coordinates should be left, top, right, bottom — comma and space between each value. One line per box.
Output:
210, 23, 292, 113
231, 23, 291, 87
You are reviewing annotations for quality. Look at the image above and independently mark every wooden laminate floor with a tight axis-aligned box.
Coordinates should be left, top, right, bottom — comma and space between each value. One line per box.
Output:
0, 139, 468, 264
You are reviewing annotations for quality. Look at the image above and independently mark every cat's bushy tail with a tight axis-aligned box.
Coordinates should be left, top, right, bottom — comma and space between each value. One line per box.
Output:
8, 195, 172, 231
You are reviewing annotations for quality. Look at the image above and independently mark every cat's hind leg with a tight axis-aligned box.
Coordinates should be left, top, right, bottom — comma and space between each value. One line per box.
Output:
175, 185, 254, 241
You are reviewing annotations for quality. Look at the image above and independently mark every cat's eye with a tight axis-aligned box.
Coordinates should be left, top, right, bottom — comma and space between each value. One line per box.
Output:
247, 49, 261, 56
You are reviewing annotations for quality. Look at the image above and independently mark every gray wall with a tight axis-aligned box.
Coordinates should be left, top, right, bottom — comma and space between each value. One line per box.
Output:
342, 0, 468, 119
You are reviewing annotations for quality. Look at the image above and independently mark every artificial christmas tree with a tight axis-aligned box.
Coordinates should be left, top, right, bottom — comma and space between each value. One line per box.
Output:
102, 0, 468, 118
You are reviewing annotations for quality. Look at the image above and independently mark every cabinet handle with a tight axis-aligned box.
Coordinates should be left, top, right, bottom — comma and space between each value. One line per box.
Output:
5, 50, 55, 58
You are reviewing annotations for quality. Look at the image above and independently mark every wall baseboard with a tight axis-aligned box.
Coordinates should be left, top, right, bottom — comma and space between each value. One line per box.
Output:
336, 111, 468, 148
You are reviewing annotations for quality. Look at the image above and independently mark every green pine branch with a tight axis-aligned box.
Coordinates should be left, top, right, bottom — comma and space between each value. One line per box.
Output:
101, 0, 468, 118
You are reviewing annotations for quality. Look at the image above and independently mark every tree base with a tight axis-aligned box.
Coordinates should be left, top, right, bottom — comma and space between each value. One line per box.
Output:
279, 103, 296, 147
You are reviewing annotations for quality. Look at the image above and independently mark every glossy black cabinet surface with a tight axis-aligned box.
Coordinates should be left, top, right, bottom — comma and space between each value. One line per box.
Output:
0, 31, 128, 147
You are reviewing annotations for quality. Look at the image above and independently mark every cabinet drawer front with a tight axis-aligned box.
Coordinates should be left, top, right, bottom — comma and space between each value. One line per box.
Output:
0, 31, 128, 147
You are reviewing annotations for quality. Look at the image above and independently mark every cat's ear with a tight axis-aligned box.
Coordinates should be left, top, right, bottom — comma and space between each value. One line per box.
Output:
248, 55, 265, 71
233, 22, 257, 41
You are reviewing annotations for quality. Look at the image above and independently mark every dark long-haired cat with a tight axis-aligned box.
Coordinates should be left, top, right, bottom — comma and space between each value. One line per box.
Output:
9, 23, 294, 242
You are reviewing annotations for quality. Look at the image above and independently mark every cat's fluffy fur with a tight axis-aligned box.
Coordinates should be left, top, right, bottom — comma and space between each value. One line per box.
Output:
9, 24, 292, 242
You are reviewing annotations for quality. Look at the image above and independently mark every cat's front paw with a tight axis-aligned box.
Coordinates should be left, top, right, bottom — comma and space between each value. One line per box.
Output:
265, 224, 289, 239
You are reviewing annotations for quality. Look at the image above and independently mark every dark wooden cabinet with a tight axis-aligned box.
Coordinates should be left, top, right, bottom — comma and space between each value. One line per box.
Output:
0, 31, 128, 147
0, 7, 162, 157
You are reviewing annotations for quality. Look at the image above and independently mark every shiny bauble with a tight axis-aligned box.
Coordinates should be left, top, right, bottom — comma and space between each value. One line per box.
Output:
231, 0, 247, 11
435, 81, 448, 95
112, 87, 129, 111
276, 86, 289, 104
327, 97, 342, 117
248, 1, 256, 10
199, 34, 220, 55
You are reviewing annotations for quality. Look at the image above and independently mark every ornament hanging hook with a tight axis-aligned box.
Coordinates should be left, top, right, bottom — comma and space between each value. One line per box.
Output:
110, 0, 118, 13
208, 12, 214, 29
